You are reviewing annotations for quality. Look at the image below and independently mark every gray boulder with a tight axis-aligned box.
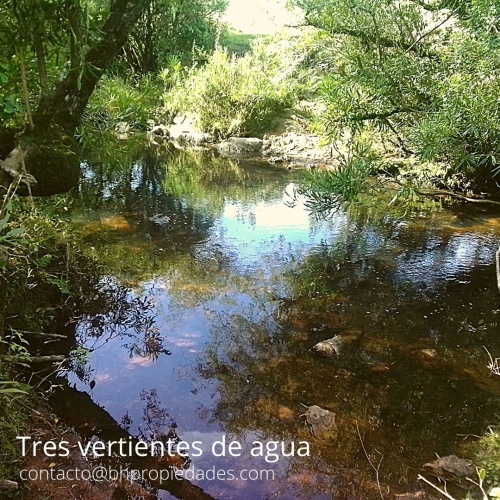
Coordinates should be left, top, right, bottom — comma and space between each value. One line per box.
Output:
218, 137, 263, 157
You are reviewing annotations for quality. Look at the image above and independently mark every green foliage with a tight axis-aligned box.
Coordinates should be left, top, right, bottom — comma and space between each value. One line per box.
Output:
0, 62, 23, 125
1, 330, 31, 366
120, 0, 228, 75
291, 0, 500, 196
416, 35, 500, 182
0, 0, 112, 126
1, 198, 101, 336
164, 48, 293, 137
82, 76, 160, 131
159, 55, 183, 91
0, 202, 25, 268
164, 30, 320, 138
476, 427, 500, 488
299, 139, 380, 216
0, 375, 31, 480
220, 32, 257, 55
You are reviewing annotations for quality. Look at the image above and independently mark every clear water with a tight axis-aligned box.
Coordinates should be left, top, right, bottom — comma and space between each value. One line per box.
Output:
61, 146, 500, 499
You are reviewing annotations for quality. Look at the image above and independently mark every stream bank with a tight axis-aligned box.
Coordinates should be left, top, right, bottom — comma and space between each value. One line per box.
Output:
149, 110, 334, 169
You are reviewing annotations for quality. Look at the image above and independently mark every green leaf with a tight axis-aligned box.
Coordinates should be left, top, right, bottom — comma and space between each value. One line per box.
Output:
3, 228, 24, 239
479, 468, 486, 481
0, 388, 27, 395
0, 203, 12, 231
4, 102, 15, 114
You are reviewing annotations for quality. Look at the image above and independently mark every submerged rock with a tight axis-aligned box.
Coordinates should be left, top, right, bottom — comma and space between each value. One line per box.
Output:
415, 348, 439, 369
313, 337, 344, 356
300, 405, 337, 438
312, 333, 360, 357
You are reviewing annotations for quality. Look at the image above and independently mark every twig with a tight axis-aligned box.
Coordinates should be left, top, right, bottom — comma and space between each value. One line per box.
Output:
405, 9, 458, 54
484, 346, 500, 376
14, 330, 67, 339
456, 433, 482, 440
19, 146, 34, 209
466, 471, 489, 500
417, 474, 456, 499
356, 421, 384, 500
496, 246, 500, 296
418, 188, 500, 206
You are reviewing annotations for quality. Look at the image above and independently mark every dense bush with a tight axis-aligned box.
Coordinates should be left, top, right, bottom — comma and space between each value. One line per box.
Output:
163, 30, 320, 138
164, 49, 292, 138
416, 34, 500, 187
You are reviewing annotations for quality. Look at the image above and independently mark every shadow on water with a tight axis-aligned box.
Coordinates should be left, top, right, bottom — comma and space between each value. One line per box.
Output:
52, 136, 500, 499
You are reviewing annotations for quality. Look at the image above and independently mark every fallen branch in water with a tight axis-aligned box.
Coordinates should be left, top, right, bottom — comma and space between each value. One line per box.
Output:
418, 188, 500, 206
16, 330, 67, 339
356, 421, 384, 500
380, 176, 500, 206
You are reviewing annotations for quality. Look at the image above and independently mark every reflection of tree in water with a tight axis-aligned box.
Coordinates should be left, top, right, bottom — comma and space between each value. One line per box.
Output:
139, 388, 177, 442
119, 389, 191, 469
77, 139, 297, 251
71, 277, 170, 384
50, 385, 212, 500
80, 150, 215, 248
196, 220, 500, 494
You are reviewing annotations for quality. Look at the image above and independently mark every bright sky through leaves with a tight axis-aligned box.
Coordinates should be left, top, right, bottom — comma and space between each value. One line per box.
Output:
222, 0, 302, 34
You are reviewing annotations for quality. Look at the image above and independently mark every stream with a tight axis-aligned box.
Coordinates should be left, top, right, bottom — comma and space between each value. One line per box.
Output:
56, 143, 500, 499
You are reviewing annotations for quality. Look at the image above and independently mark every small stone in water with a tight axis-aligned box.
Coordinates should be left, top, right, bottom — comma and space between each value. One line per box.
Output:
300, 405, 337, 438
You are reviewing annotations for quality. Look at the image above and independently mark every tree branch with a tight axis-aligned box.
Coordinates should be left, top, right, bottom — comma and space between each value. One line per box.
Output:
307, 22, 439, 59
408, 0, 444, 12
340, 107, 421, 123
405, 8, 457, 54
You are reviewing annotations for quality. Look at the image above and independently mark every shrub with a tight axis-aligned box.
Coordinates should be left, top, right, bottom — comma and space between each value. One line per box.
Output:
416, 42, 500, 189
163, 30, 321, 138
83, 76, 160, 131
165, 48, 294, 138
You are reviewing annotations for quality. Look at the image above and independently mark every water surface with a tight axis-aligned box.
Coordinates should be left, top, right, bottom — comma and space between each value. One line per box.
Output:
63, 146, 500, 499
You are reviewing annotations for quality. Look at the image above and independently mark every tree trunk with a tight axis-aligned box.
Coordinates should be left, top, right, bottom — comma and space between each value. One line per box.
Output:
0, 0, 152, 196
